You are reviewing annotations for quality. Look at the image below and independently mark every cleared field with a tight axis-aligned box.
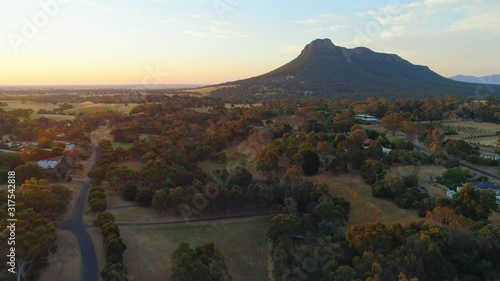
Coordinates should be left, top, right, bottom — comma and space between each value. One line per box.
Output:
121, 216, 270, 281
0, 100, 74, 121
111, 142, 134, 149
183, 85, 238, 96
312, 173, 420, 226
34, 113, 75, 121
391, 165, 448, 198
118, 160, 142, 172
0, 100, 60, 111
64, 102, 137, 115
39, 230, 81, 281
39, 182, 84, 281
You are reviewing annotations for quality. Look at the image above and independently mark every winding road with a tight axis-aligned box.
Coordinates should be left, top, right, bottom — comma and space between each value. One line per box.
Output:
57, 177, 98, 281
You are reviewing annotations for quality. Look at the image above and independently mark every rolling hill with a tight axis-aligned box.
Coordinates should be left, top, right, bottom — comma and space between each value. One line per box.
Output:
210, 39, 499, 99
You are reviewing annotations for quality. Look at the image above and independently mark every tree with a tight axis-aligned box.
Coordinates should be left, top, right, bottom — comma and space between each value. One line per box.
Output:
402, 121, 421, 141
171, 242, 232, 281
256, 146, 280, 174
267, 214, 301, 241
360, 160, 387, 184
335, 140, 354, 172
104, 234, 126, 263
14, 162, 46, 184
380, 113, 405, 136
152, 189, 168, 215
101, 222, 120, 238
122, 182, 137, 201
455, 183, 496, 220
135, 187, 154, 207
19, 178, 68, 218
438, 167, 469, 188
94, 212, 116, 227
301, 150, 320, 176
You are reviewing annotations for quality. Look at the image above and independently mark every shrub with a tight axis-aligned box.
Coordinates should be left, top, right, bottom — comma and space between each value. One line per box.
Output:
94, 212, 116, 227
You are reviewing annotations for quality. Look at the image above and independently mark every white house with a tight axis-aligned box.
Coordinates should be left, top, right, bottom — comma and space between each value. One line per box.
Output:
446, 190, 457, 198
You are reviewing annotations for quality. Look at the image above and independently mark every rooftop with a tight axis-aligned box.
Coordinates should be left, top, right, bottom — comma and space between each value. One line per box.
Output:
472, 181, 500, 192
37, 157, 62, 169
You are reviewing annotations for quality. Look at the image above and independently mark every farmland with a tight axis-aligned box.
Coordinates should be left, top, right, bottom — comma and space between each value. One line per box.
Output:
439, 121, 500, 147
311, 173, 420, 226
0, 100, 136, 120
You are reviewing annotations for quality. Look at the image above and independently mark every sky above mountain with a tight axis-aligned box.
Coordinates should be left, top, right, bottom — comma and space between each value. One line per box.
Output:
0, 0, 499, 85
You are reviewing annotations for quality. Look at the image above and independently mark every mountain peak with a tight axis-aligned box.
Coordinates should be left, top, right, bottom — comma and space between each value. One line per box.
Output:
300, 38, 337, 57
219, 38, 498, 99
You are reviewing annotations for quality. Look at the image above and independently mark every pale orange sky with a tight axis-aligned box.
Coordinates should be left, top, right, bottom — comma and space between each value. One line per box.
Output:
1, 0, 499, 85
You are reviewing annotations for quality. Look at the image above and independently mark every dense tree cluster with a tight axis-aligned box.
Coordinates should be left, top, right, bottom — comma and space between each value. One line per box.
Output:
171, 242, 232, 281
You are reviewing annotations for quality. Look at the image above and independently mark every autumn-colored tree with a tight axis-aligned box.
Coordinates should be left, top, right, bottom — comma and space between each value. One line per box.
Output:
401, 120, 421, 141
425, 206, 470, 229
380, 113, 405, 136
345, 222, 393, 255
256, 146, 280, 174
152, 189, 169, 215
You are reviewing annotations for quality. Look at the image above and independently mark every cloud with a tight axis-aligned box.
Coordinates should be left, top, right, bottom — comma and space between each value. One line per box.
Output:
348, 0, 477, 45
152, 0, 165, 2
449, 12, 500, 33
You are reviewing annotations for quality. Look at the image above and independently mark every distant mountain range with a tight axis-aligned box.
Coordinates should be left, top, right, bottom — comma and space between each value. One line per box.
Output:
210, 39, 499, 99
449, 75, 500, 85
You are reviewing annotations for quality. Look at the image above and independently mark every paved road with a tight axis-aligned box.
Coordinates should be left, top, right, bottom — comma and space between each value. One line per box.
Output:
57, 178, 98, 281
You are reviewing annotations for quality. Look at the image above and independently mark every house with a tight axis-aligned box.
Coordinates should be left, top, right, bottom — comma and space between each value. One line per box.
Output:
362, 138, 392, 154
446, 190, 457, 198
363, 138, 373, 147
37, 157, 68, 181
355, 114, 380, 124
479, 151, 500, 161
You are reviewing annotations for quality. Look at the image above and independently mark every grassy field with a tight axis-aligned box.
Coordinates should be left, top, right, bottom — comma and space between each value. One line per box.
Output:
390, 165, 448, 198
39, 230, 81, 281
64, 102, 137, 115
311, 173, 420, 226
38, 182, 84, 281
118, 160, 142, 172
121, 216, 270, 281
183, 85, 238, 96
1, 100, 137, 118
0, 100, 60, 111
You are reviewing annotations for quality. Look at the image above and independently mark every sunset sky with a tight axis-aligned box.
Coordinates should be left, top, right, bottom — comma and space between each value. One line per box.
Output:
1, 0, 499, 85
